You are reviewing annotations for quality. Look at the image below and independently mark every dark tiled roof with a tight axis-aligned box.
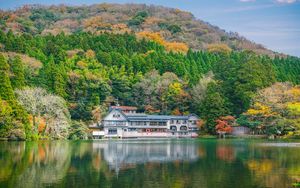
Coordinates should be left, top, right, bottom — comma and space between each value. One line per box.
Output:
106, 108, 199, 122
110, 106, 137, 110
125, 114, 191, 121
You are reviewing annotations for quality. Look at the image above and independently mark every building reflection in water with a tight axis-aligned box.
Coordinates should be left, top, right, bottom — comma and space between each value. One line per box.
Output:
92, 140, 200, 173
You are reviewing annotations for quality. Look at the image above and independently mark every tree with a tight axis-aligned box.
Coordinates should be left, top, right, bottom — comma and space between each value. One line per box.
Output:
0, 98, 13, 138
163, 82, 190, 114
109, 66, 132, 105
53, 63, 67, 98
15, 87, 71, 139
133, 70, 186, 114
15, 87, 47, 133
39, 57, 67, 97
0, 53, 15, 102
191, 71, 214, 113
213, 52, 276, 115
243, 82, 300, 136
10, 56, 25, 89
42, 94, 70, 139
236, 114, 260, 134
215, 116, 235, 137
68, 121, 89, 140
234, 55, 276, 113
133, 70, 161, 112
199, 82, 229, 134
207, 43, 232, 54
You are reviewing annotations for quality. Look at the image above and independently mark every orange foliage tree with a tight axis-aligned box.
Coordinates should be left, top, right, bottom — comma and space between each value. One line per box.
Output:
144, 105, 160, 114
215, 116, 235, 136
136, 31, 188, 53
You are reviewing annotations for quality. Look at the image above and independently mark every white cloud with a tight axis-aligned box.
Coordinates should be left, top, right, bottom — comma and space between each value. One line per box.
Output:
224, 4, 275, 13
276, 0, 297, 3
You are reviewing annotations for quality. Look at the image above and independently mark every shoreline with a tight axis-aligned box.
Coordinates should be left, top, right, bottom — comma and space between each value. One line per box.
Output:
1, 136, 300, 142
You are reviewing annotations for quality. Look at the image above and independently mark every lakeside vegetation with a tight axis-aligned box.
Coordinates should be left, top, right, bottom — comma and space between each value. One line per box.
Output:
0, 30, 299, 140
0, 4, 299, 140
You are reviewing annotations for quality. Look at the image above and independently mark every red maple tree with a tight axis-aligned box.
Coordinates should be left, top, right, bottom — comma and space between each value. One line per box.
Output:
215, 116, 235, 134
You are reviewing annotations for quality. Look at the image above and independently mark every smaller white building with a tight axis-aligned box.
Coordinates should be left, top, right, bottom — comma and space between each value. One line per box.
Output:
90, 106, 199, 139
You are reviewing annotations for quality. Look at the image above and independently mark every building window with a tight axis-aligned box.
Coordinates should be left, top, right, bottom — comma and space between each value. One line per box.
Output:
150, 122, 158, 126
108, 129, 117, 135
113, 113, 120, 118
170, 120, 174, 124
159, 122, 166, 126
135, 121, 145, 126
170, 126, 177, 131
116, 121, 125, 126
176, 120, 180, 124
180, 126, 187, 131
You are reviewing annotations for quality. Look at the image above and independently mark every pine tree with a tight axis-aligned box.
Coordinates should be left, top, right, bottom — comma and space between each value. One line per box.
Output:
53, 63, 67, 98
0, 54, 29, 139
0, 53, 15, 102
10, 56, 26, 89
0, 97, 13, 138
199, 82, 229, 134
38, 56, 56, 92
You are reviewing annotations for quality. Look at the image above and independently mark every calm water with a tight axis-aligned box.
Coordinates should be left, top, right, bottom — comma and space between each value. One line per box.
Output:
1, 139, 300, 188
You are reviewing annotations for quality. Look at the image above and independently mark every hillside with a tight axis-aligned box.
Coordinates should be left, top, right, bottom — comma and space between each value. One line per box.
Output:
0, 3, 299, 140
0, 3, 281, 56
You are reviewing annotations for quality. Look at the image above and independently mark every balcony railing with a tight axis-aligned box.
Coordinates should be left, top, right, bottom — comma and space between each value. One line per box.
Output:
104, 122, 126, 126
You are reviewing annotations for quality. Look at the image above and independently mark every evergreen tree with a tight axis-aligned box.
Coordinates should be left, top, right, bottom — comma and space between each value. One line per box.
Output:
0, 97, 13, 138
199, 82, 228, 134
10, 56, 26, 89
53, 63, 67, 98
38, 56, 55, 91
0, 53, 15, 102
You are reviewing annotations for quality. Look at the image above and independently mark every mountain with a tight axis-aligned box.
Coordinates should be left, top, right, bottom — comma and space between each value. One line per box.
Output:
0, 3, 282, 57
0, 3, 300, 140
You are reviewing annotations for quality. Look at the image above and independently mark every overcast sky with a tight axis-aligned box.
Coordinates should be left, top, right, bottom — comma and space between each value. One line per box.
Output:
0, 0, 299, 57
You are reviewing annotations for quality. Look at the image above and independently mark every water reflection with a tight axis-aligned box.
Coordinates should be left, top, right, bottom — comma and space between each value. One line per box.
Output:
0, 140, 300, 188
92, 140, 199, 173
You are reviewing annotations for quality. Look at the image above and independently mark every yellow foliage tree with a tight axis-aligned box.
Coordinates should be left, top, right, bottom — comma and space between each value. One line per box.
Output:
287, 102, 300, 116
207, 43, 232, 54
246, 102, 275, 117
244, 82, 300, 136
165, 42, 189, 54
136, 31, 188, 53
85, 50, 96, 59
76, 61, 87, 69
83, 16, 111, 32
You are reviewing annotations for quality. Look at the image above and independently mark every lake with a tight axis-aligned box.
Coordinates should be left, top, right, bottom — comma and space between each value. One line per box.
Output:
0, 139, 300, 188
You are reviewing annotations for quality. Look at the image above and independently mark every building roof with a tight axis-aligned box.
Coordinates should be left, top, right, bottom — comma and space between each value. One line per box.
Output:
105, 107, 199, 122
110, 106, 137, 111
125, 114, 194, 121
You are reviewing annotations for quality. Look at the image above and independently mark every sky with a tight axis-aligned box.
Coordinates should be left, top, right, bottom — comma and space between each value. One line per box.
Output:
0, 0, 299, 57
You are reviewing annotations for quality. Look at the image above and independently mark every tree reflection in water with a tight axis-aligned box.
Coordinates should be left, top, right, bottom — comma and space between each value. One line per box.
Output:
0, 140, 300, 188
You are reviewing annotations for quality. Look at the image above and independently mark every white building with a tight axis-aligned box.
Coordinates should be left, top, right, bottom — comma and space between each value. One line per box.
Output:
91, 106, 199, 139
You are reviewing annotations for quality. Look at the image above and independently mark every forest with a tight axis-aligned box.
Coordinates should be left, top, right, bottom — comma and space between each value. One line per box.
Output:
0, 4, 277, 56
0, 30, 300, 140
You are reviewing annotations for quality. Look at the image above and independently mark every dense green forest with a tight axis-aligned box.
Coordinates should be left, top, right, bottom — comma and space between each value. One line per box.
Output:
0, 4, 278, 56
0, 30, 299, 140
